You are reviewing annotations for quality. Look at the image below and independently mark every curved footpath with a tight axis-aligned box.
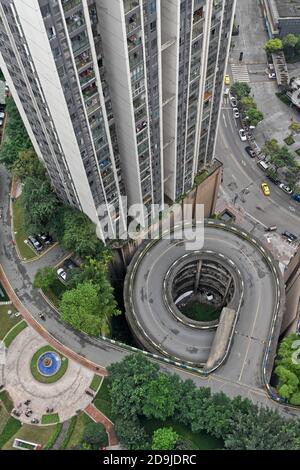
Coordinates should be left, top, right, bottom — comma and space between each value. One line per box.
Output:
0, 166, 300, 417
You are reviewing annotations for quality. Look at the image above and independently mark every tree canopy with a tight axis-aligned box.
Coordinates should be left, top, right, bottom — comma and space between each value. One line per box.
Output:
12, 149, 45, 181
82, 422, 108, 449
230, 82, 251, 100
33, 267, 57, 291
264, 38, 283, 54
152, 427, 179, 450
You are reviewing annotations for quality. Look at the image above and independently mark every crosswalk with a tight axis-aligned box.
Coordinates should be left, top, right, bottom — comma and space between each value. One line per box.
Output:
231, 64, 250, 83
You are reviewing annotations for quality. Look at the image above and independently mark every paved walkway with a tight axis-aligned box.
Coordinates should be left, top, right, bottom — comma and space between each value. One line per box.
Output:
85, 403, 118, 447
4, 327, 95, 424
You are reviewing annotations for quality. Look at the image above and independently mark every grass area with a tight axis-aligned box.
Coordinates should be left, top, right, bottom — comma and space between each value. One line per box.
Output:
4, 320, 27, 348
30, 345, 68, 384
41, 413, 60, 425
0, 402, 10, 435
0, 390, 14, 413
60, 416, 77, 450
43, 278, 68, 309
0, 304, 19, 340
89, 375, 103, 392
64, 412, 93, 449
284, 135, 295, 146
12, 197, 37, 261
43, 423, 63, 450
0, 417, 22, 449
295, 148, 300, 157
2, 423, 61, 450
93, 377, 114, 421
182, 301, 221, 322
143, 418, 223, 450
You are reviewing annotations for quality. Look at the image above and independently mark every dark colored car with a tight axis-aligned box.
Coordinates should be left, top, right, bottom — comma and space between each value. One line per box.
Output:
63, 258, 78, 271
292, 193, 300, 202
282, 231, 298, 242
245, 146, 256, 158
28, 235, 43, 252
266, 173, 280, 185
37, 233, 53, 245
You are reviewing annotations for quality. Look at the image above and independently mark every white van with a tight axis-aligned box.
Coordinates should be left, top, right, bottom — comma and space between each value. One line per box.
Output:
257, 160, 270, 172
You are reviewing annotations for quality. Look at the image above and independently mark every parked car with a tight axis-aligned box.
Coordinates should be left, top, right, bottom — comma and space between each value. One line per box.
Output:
279, 183, 293, 195
268, 72, 276, 79
239, 129, 247, 141
206, 292, 214, 301
0, 112, 5, 119
224, 74, 230, 85
63, 258, 78, 271
57, 267, 67, 281
261, 182, 270, 196
37, 233, 53, 245
27, 235, 43, 252
282, 231, 298, 242
245, 146, 256, 158
233, 107, 240, 119
230, 96, 237, 107
266, 173, 280, 185
0, 119, 3, 127
292, 193, 300, 202
265, 225, 277, 232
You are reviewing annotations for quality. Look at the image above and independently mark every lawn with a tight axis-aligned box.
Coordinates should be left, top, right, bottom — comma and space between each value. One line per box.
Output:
93, 377, 114, 421
63, 412, 93, 449
41, 413, 60, 425
0, 402, 10, 435
0, 304, 19, 340
3, 320, 27, 348
12, 197, 37, 261
30, 345, 68, 384
182, 301, 221, 322
0, 417, 22, 449
0, 390, 14, 413
43, 278, 68, 309
2, 423, 61, 450
143, 418, 223, 450
89, 374, 103, 392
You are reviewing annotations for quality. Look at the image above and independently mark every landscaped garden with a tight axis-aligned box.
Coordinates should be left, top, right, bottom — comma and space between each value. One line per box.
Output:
12, 196, 36, 261
0, 303, 19, 340
3, 320, 27, 348
93, 377, 114, 421
1, 422, 62, 450
41, 413, 60, 425
89, 374, 103, 392
30, 345, 68, 384
60, 413, 93, 449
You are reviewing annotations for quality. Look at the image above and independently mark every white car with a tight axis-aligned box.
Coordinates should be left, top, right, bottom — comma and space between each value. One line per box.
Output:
268, 72, 276, 79
0, 112, 5, 119
206, 292, 214, 301
230, 96, 237, 107
239, 128, 247, 141
57, 267, 67, 281
233, 107, 239, 119
279, 183, 293, 195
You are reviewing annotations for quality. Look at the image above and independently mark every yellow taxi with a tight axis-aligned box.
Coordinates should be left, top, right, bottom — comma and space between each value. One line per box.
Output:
224, 74, 230, 86
261, 182, 270, 196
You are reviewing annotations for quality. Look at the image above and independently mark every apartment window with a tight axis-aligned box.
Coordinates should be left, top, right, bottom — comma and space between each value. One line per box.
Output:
150, 21, 156, 32
149, 0, 156, 14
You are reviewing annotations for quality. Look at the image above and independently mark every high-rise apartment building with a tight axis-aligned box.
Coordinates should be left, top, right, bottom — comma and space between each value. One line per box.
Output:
0, 0, 235, 240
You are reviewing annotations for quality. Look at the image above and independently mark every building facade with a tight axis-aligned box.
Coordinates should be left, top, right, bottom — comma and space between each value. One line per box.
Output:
0, 0, 235, 239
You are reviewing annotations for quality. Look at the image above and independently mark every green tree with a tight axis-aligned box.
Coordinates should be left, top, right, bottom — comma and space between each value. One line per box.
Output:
246, 108, 264, 126
143, 374, 180, 420
108, 353, 160, 419
230, 82, 251, 100
240, 95, 257, 110
264, 38, 283, 54
61, 210, 105, 259
175, 438, 194, 450
0, 97, 32, 168
59, 282, 103, 336
263, 139, 295, 173
152, 427, 179, 450
12, 149, 45, 181
115, 416, 150, 450
21, 176, 59, 234
289, 120, 300, 135
275, 365, 299, 399
33, 267, 57, 291
283, 34, 298, 60
82, 422, 108, 449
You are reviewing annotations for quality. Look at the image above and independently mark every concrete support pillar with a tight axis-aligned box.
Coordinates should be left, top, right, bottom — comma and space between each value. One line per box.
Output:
194, 260, 202, 293
223, 276, 232, 305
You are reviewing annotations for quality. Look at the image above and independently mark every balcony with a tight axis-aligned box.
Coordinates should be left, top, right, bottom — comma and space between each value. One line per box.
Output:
126, 12, 141, 34
62, 0, 81, 13
123, 0, 139, 15
71, 32, 89, 54
192, 20, 204, 40
75, 50, 92, 70
82, 82, 98, 100
79, 66, 95, 85
66, 11, 85, 34
136, 119, 147, 134
86, 96, 101, 114
127, 33, 142, 52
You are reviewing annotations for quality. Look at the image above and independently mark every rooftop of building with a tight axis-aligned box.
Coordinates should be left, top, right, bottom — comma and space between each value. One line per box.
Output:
273, 0, 300, 19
